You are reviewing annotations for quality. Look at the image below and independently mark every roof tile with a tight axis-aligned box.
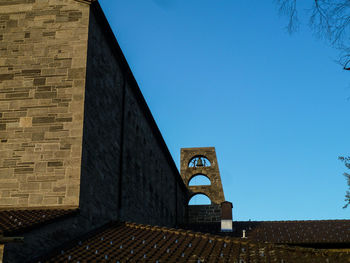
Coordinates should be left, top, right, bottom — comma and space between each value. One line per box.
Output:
0, 208, 78, 235
183, 220, 350, 244
37, 222, 350, 262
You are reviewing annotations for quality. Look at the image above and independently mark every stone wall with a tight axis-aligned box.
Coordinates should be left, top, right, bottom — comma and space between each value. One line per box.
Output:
180, 147, 225, 223
180, 147, 225, 205
2, 1, 188, 261
188, 204, 221, 223
0, 0, 188, 226
0, 0, 90, 207
81, 3, 187, 226
0, 244, 3, 263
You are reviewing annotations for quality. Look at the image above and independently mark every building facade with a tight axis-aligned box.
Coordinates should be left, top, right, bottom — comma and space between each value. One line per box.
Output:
1, 1, 350, 262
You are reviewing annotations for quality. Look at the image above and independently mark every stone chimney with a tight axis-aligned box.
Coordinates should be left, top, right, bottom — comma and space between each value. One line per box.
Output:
221, 201, 233, 232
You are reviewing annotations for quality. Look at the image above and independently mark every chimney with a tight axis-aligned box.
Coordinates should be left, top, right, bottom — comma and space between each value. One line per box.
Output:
220, 201, 233, 232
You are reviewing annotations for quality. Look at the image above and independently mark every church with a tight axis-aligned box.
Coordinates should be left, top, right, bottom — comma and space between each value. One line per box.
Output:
0, 0, 349, 262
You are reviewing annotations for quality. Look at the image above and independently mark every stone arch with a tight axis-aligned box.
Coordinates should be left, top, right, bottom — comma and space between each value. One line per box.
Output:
180, 147, 225, 204
188, 193, 212, 205
188, 155, 211, 168
188, 173, 211, 186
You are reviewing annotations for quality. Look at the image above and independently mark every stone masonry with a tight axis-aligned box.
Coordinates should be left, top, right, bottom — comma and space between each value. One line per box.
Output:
0, 0, 187, 227
180, 147, 225, 203
79, 3, 187, 226
180, 147, 225, 223
2, 1, 188, 261
0, 0, 90, 207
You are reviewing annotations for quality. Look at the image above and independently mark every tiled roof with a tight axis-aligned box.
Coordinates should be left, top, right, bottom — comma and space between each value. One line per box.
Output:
37, 222, 349, 262
0, 208, 78, 235
183, 220, 350, 245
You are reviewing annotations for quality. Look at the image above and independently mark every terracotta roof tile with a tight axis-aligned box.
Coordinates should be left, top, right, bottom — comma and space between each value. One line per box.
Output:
0, 208, 78, 235
37, 222, 350, 262
183, 220, 350, 245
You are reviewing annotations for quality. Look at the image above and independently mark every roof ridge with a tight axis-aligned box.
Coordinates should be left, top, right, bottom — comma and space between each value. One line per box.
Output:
234, 219, 350, 223
0, 206, 78, 211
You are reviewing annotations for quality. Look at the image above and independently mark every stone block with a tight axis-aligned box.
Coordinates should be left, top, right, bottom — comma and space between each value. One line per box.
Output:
32, 132, 44, 141
28, 193, 43, 205
40, 181, 52, 190
1, 191, 10, 198
0, 182, 19, 189
3, 111, 27, 118
0, 168, 13, 177
0, 197, 17, 206
68, 68, 85, 79
32, 116, 55, 124
42, 196, 58, 205
19, 117, 32, 127
54, 150, 70, 158
47, 161, 63, 167
0, 73, 14, 81
67, 184, 79, 197
19, 182, 39, 191
14, 167, 34, 174
53, 186, 66, 192
21, 69, 41, 75
34, 91, 57, 99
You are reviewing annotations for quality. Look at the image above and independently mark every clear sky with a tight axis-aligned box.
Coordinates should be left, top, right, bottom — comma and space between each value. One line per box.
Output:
98, 0, 350, 221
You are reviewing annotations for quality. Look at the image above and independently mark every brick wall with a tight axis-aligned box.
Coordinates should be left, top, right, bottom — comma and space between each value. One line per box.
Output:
188, 204, 221, 223
0, 244, 3, 263
80, 4, 187, 226
0, 0, 187, 226
0, 0, 90, 207
1, 1, 189, 260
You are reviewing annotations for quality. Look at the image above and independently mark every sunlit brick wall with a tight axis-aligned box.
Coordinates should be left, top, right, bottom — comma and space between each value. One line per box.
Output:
0, 0, 90, 207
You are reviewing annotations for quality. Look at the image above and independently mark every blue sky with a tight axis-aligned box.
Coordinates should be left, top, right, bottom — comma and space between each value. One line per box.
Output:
99, 0, 350, 221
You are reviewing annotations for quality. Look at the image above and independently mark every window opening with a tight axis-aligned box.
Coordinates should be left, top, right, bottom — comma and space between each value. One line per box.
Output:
188, 174, 211, 186
188, 156, 211, 168
188, 194, 211, 205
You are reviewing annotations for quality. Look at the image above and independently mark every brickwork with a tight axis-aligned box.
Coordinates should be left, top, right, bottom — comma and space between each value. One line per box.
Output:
1, 1, 188, 261
0, 244, 3, 263
180, 147, 225, 204
121, 85, 185, 226
180, 147, 225, 223
188, 204, 221, 223
0, 0, 90, 207
81, 6, 187, 226
0, 0, 187, 225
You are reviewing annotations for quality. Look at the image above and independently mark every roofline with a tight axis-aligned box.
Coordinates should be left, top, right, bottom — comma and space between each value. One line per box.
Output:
35, 220, 343, 263
1, 209, 79, 236
233, 219, 350, 223
89, 1, 187, 193
74, 0, 96, 4
0, 206, 78, 211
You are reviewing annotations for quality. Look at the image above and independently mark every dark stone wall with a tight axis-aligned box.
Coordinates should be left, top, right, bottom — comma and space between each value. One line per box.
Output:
188, 204, 221, 223
120, 86, 187, 226
3, 1, 189, 261
80, 2, 188, 227
78, 4, 123, 225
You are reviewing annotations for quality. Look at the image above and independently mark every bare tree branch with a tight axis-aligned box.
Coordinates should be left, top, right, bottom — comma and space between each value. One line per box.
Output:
339, 157, 350, 208
277, 0, 350, 69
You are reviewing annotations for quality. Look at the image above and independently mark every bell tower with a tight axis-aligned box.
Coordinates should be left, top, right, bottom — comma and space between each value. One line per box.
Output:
180, 147, 225, 222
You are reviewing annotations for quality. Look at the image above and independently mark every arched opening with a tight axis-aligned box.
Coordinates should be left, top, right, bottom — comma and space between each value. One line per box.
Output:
188, 174, 211, 186
188, 156, 211, 168
188, 194, 211, 205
